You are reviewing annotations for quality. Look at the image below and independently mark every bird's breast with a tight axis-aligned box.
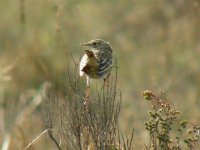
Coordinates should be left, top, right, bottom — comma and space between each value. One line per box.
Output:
82, 65, 100, 79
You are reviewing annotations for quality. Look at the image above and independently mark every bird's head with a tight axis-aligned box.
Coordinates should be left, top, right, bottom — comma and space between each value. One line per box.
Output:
80, 39, 112, 51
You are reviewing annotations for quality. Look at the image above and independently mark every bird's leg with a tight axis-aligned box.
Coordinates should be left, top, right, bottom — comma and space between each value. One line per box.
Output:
84, 76, 90, 106
103, 71, 111, 88
85, 86, 90, 99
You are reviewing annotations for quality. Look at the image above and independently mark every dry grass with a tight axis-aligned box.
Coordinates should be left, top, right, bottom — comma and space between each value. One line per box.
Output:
0, 0, 200, 149
38, 62, 134, 150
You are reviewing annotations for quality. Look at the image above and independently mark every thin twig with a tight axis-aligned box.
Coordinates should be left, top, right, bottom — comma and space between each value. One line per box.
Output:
47, 129, 62, 150
24, 129, 48, 150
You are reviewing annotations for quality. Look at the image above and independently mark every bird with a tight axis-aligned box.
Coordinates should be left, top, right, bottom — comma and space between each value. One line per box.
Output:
79, 39, 113, 87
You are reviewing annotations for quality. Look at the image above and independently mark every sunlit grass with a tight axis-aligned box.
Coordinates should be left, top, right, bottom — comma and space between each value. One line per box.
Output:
0, 0, 200, 149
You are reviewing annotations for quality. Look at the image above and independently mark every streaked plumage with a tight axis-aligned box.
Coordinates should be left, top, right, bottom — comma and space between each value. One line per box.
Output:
79, 39, 113, 86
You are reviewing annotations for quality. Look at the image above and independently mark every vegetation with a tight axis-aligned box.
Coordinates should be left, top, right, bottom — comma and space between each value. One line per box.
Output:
143, 90, 200, 150
25, 67, 200, 150
0, 0, 200, 149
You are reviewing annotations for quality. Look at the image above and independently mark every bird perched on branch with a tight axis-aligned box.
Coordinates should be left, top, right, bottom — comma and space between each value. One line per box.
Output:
79, 39, 113, 87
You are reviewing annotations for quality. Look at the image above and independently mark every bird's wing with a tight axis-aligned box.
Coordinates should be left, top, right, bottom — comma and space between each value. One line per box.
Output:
97, 57, 112, 77
79, 54, 88, 77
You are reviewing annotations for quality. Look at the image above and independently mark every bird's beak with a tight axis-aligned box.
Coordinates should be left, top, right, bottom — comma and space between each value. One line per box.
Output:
80, 42, 91, 46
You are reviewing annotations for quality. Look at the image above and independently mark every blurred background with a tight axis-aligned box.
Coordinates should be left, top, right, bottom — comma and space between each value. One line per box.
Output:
0, 0, 200, 149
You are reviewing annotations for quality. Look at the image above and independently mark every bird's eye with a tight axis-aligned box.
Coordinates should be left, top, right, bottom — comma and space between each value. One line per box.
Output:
93, 42, 96, 45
